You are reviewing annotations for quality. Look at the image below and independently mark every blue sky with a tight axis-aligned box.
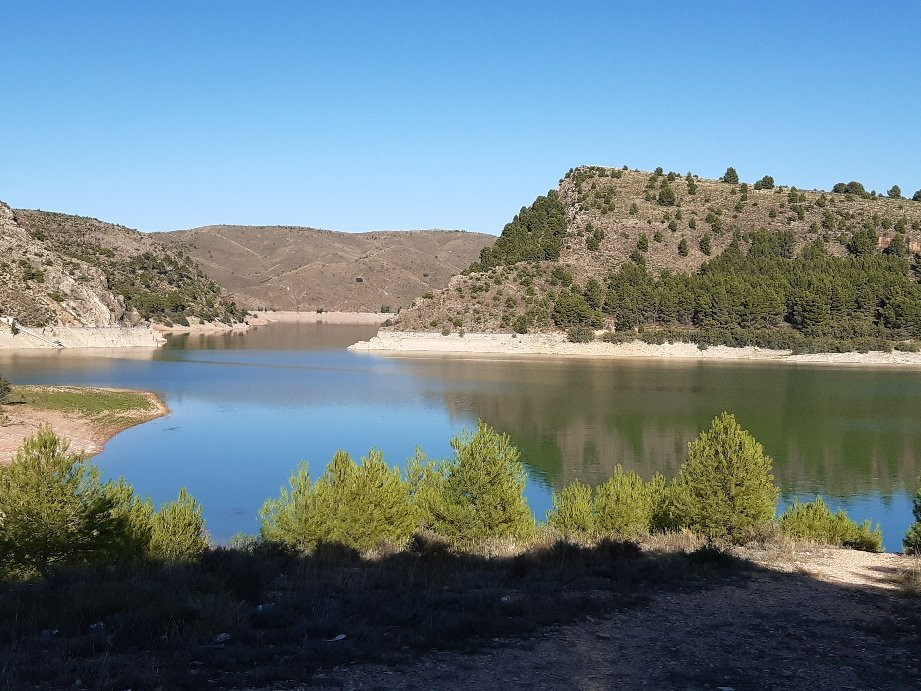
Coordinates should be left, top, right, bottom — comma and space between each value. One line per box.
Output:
1, 1, 919, 234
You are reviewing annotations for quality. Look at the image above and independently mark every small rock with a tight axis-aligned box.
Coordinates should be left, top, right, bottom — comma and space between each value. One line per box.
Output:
212, 632, 232, 644
326, 633, 346, 642
41, 628, 60, 638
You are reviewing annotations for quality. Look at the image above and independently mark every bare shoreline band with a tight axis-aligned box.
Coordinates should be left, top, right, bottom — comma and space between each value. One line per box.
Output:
349, 331, 921, 368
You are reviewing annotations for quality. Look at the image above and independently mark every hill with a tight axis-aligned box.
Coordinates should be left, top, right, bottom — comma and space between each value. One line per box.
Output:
389, 166, 921, 351
158, 225, 494, 312
3, 204, 246, 328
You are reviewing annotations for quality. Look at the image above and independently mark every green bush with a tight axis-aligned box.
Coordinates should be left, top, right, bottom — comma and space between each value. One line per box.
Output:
888, 185, 902, 199
657, 186, 677, 206
779, 496, 882, 552
721, 167, 739, 184
678, 238, 689, 256
903, 482, 921, 554
260, 449, 417, 553
149, 488, 209, 561
547, 480, 595, 538
672, 413, 779, 543
104, 478, 155, 560
547, 469, 667, 540
594, 466, 661, 538
566, 326, 595, 343
411, 422, 534, 547
0, 374, 11, 403
0, 427, 118, 575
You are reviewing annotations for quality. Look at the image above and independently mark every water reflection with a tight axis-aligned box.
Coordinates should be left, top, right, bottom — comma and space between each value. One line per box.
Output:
2, 325, 919, 550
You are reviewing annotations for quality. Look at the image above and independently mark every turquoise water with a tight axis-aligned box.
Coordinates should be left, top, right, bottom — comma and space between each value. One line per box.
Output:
3, 322, 919, 551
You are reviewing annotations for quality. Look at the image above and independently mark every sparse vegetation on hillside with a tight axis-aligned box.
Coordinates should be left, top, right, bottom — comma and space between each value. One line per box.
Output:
390, 165, 921, 351
10, 209, 245, 325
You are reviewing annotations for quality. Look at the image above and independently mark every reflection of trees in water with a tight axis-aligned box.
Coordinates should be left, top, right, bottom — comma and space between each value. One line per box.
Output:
414, 357, 921, 496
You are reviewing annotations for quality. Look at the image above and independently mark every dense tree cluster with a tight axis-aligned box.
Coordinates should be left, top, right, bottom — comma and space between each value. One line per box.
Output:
468, 191, 567, 272
548, 229, 921, 350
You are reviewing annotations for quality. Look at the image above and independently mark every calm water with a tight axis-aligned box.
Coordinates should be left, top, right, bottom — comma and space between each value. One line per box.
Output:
2, 323, 919, 551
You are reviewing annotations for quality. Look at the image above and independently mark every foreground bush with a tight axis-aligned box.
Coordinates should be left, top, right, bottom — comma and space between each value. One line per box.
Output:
0, 426, 209, 576
260, 449, 417, 553
673, 412, 779, 543
548, 468, 666, 539
150, 488, 209, 561
779, 496, 882, 552
547, 480, 595, 537
0, 426, 122, 574
904, 482, 921, 555
411, 421, 534, 546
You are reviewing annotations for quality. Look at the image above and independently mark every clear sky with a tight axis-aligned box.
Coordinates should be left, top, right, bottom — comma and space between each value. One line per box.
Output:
1, 1, 919, 234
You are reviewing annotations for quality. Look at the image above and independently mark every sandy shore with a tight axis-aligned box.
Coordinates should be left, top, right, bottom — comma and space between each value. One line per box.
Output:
256, 310, 392, 325
350, 331, 921, 366
0, 387, 169, 464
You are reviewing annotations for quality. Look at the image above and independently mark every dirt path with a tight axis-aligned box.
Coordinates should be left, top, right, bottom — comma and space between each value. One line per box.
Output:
323, 548, 921, 690
0, 387, 168, 463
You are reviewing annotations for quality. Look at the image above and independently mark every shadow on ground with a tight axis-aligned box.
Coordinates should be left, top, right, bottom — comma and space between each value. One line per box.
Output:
1, 538, 919, 689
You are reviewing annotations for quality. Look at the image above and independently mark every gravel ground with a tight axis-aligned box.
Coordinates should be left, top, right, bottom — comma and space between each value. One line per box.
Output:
302, 548, 921, 690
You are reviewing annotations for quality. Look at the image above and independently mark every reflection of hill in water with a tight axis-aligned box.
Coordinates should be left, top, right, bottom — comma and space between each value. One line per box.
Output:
406, 356, 921, 496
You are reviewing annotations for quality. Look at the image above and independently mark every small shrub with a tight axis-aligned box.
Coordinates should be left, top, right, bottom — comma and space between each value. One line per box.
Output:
566, 326, 594, 343
594, 467, 660, 538
149, 488, 209, 561
260, 450, 417, 553
672, 413, 779, 543
779, 496, 882, 552
513, 315, 530, 334
547, 480, 595, 538
721, 167, 739, 184
657, 186, 676, 206
0, 374, 11, 403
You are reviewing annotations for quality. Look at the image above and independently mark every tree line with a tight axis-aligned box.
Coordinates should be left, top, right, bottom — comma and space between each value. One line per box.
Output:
550, 228, 921, 351
6, 414, 921, 581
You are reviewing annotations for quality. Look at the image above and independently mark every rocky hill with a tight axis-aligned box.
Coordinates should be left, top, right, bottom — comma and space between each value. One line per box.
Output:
3, 204, 245, 328
389, 166, 921, 349
158, 225, 494, 313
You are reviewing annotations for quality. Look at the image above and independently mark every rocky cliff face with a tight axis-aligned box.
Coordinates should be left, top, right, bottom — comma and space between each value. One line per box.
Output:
0, 201, 130, 327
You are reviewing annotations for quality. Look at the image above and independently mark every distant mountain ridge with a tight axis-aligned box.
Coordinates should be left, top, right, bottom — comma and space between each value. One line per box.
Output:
0, 199, 493, 329
158, 224, 494, 312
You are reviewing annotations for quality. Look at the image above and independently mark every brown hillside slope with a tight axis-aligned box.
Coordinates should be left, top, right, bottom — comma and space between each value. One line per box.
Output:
391, 166, 921, 334
11, 208, 246, 327
158, 225, 494, 312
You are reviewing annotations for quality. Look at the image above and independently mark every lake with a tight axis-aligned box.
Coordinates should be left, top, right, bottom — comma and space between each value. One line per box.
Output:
2, 322, 919, 551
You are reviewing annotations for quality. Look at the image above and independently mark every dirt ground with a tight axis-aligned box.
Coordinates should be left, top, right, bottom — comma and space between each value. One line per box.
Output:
0, 388, 168, 464
316, 548, 921, 690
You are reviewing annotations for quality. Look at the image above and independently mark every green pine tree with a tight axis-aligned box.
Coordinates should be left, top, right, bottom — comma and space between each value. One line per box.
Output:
149, 487, 209, 561
413, 421, 534, 546
0, 426, 120, 574
673, 413, 779, 543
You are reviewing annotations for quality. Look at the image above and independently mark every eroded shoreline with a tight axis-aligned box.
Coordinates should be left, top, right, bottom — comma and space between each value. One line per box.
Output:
0, 386, 169, 464
350, 331, 921, 367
